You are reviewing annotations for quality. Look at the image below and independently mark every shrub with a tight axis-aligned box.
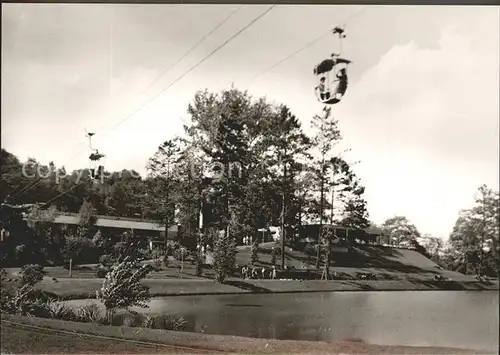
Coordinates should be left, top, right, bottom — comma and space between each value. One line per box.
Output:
3, 284, 48, 316
77, 302, 103, 323
19, 264, 45, 286
151, 249, 163, 268
166, 241, 180, 257
159, 315, 187, 331
113, 231, 142, 262
173, 246, 188, 261
96, 265, 109, 278
46, 301, 77, 321
0, 269, 13, 308
142, 314, 156, 328
249, 241, 259, 265
213, 231, 236, 283
97, 257, 152, 321
121, 312, 143, 327
137, 248, 151, 261
141, 314, 187, 330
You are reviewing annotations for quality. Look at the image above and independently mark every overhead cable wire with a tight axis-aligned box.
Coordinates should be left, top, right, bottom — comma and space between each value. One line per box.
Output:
2, 177, 42, 205
143, 5, 244, 93
249, 30, 331, 82
28, 6, 277, 210
248, 6, 368, 83
100, 5, 276, 135
64, 6, 244, 160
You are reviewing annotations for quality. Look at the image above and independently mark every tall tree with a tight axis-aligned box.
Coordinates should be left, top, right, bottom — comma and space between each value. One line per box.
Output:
381, 216, 421, 246
310, 106, 341, 268
146, 138, 183, 247
449, 185, 499, 277
172, 141, 205, 248
338, 173, 370, 237
185, 89, 253, 238
259, 105, 311, 267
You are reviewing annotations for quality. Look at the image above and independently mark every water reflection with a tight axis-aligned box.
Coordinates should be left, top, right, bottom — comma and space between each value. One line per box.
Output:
66, 290, 498, 351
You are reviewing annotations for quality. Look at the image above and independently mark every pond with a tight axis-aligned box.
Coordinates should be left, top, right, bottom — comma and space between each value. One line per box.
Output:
66, 290, 499, 352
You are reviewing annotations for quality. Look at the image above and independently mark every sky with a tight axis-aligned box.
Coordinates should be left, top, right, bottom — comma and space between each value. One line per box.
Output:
2, 4, 499, 239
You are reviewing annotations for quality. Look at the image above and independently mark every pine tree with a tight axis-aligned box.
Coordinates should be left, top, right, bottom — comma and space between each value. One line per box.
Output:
212, 231, 236, 283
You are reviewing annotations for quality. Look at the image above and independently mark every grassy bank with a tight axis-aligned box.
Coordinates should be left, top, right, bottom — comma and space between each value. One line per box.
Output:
3, 244, 497, 300
23, 276, 498, 301
2, 314, 490, 354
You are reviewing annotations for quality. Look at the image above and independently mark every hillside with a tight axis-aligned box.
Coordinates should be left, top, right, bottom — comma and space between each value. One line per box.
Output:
235, 243, 476, 282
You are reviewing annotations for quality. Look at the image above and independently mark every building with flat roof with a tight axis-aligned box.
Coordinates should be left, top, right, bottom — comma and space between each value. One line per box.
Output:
51, 212, 178, 241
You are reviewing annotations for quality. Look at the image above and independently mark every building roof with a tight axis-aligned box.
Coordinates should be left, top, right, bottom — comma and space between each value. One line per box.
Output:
52, 213, 176, 232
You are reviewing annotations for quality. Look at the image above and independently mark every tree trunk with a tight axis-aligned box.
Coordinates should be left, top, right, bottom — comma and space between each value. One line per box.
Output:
106, 308, 115, 325
325, 168, 335, 279
281, 159, 287, 269
224, 161, 230, 240
315, 158, 325, 268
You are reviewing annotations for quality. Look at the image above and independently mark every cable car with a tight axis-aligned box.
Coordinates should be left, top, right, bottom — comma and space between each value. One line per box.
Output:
314, 26, 352, 105
86, 132, 105, 180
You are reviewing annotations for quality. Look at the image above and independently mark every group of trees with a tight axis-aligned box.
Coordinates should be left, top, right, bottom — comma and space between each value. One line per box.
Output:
1, 88, 370, 274
445, 185, 499, 277
145, 91, 370, 252
2, 87, 497, 279
371, 185, 499, 278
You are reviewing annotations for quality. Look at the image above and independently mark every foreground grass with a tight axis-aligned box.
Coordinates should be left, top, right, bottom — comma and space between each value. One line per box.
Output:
1, 320, 190, 354
2, 314, 489, 354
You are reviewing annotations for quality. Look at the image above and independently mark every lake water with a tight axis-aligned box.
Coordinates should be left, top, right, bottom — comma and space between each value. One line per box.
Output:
66, 291, 499, 351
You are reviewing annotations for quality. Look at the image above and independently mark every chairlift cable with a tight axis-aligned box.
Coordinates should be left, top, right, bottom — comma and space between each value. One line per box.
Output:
2, 177, 43, 204
40, 181, 84, 209
249, 30, 332, 83
40, 6, 244, 165
8, 6, 276, 210
249, 6, 368, 83
143, 5, 244, 94
99, 5, 276, 136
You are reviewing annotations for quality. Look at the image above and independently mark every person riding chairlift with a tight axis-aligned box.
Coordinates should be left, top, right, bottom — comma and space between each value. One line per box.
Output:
316, 76, 331, 101
334, 68, 348, 98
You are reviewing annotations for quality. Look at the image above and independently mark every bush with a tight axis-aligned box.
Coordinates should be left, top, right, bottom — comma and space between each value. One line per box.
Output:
77, 302, 103, 323
173, 247, 189, 261
97, 257, 152, 321
166, 241, 180, 257
151, 249, 163, 268
19, 264, 45, 286
249, 241, 259, 265
121, 312, 143, 327
142, 314, 187, 330
2, 284, 49, 316
96, 265, 109, 278
0, 269, 13, 307
137, 248, 151, 261
46, 301, 77, 321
